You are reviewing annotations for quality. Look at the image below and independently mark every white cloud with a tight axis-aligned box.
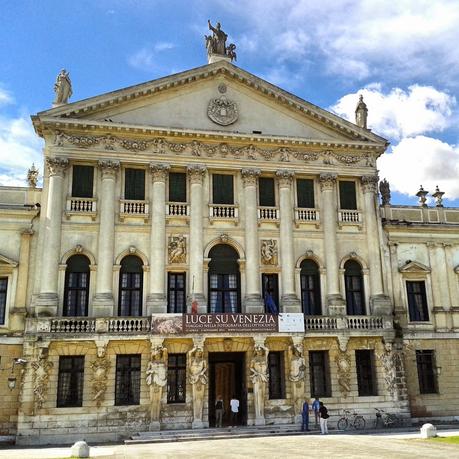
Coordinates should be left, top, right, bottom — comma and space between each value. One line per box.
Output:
330, 84, 456, 140
0, 88, 13, 106
128, 42, 176, 72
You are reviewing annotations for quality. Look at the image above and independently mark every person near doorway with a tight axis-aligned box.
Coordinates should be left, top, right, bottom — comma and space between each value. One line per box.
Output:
312, 397, 320, 427
230, 395, 239, 427
301, 399, 310, 432
319, 401, 329, 435
215, 394, 224, 428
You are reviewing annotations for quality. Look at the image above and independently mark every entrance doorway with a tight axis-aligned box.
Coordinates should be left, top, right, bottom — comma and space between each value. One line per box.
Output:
208, 352, 247, 427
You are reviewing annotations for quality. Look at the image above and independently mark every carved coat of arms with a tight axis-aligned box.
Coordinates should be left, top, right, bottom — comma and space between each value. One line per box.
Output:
207, 95, 238, 126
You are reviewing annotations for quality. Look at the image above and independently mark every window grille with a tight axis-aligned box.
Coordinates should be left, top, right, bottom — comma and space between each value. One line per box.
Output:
64, 255, 90, 316
355, 350, 377, 396
115, 354, 141, 405
309, 351, 331, 397
167, 272, 186, 313
167, 354, 186, 403
407, 281, 429, 322
300, 259, 321, 315
268, 351, 285, 399
416, 350, 437, 394
57, 356, 84, 407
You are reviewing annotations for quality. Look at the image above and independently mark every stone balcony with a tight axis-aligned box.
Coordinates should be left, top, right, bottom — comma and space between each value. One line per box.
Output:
381, 205, 459, 225
65, 196, 97, 220
257, 206, 279, 223
209, 204, 239, 224
119, 199, 149, 222
294, 207, 320, 227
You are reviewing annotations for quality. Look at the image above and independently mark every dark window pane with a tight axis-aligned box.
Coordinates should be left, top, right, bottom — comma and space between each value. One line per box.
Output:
118, 256, 143, 316
167, 354, 187, 403
339, 181, 357, 210
309, 351, 331, 397
0, 277, 7, 325
268, 352, 285, 399
57, 356, 84, 407
259, 177, 275, 207
297, 179, 315, 208
168, 273, 186, 313
300, 260, 321, 315
169, 172, 186, 202
416, 350, 437, 394
262, 273, 279, 313
115, 354, 141, 405
213, 174, 234, 204
344, 260, 365, 315
356, 350, 377, 396
407, 281, 429, 322
64, 255, 90, 317
125, 168, 145, 200
72, 165, 94, 198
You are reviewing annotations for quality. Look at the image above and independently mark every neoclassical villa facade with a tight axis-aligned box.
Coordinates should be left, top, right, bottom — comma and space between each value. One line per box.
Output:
0, 29, 458, 445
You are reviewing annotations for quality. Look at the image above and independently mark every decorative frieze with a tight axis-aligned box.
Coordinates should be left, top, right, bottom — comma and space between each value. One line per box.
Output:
187, 164, 207, 184
319, 173, 337, 191
46, 157, 69, 177
150, 163, 170, 182
241, 168, 261, 187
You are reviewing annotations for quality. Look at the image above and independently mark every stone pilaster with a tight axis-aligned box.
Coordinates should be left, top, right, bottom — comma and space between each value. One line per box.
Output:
361, 175, 391, 315
92, 160, 119, 317
35, 157, 68, 316
242, 169, 263, 312
319, 173, 345, 314
188, 165, 207, 312
276, 170, 300, 312
146, 163, 170, 314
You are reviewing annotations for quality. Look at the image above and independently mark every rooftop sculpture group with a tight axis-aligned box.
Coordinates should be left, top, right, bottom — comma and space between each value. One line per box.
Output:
205, 20, 237, 62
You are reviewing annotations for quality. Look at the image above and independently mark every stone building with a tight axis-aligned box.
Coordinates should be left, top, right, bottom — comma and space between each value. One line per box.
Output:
0, 25, 458, 445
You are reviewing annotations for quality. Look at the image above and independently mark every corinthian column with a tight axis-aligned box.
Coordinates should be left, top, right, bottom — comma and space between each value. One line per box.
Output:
36, 157, 68, 316
146, 163, 170, 314
93, 160, 119, 317
242, 169, 263, 312
361, 176, 391, 315
319, 173, 345, 314
276, 170, 300, 312
188, 165, 207, 312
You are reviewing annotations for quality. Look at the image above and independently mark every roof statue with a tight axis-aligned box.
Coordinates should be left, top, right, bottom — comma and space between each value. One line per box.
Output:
379, 178, 391, 206
205, 20, 237, 63
27, 164, 39, 188
355, 94, 368, 129
53, 69, 72, 106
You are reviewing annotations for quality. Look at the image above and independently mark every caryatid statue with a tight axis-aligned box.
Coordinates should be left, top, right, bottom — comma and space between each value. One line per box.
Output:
288, 343, 306, 418
250, 344, 269, 423
188, 345, 208, 426
146, 345, 168, 424
53, 69, 72, 105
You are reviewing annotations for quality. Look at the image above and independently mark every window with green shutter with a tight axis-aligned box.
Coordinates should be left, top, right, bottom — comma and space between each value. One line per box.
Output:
125, 168, 145, 200
296, 178, 315, 208
339, 181, 357, 210
72, 165, 94, 198
169, 172, 187, 202
259, 177, 275, 206
212, 174, 234, 204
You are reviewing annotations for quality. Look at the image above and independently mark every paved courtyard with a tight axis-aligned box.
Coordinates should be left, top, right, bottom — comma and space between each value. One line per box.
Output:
0, 430, 458, 459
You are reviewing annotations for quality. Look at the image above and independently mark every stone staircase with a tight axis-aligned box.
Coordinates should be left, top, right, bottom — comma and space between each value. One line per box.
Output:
126, 424, 309, 444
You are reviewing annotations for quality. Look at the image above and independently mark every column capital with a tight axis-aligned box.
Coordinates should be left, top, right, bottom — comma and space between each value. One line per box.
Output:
187, 164, 207, 184
98, 160, 120, 178
361, 175, 379, 193
149, 163, 170, 182
46, 157, 69, 177
241, 168, 261, 187
276, 169, 294, 187
319, 173, 337, 191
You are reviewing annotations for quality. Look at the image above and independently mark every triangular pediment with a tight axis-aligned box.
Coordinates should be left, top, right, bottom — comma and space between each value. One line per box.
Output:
33, 61, 387, 147
0, 254, 18, 268
399, 260, 431, 273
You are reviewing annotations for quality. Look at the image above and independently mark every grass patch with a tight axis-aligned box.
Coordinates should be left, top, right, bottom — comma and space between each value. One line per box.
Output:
428, 435, 459, 445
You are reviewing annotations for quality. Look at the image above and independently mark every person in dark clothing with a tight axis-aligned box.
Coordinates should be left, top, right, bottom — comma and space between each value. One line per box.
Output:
301, 400, 310, 432
215, 394, 224, 427
319, 401, 329, 434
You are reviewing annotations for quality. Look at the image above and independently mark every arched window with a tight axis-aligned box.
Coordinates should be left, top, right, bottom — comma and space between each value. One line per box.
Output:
119, 255, 143, 316
64, 255, 90, 316
208, 244, 240, 313
300, 259, 321, 315
344, 260, 365, 315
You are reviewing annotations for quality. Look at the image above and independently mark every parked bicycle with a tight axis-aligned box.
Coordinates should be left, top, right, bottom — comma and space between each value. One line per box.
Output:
374, 408, 399, 428
337, 409, 366, 430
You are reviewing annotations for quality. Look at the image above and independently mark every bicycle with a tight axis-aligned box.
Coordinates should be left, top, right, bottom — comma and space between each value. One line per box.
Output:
337, 409, 366, 430
374, 408, 399, 428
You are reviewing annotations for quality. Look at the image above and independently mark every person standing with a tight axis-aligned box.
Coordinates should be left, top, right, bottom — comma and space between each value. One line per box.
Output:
301, 399, 310, 432
230, 395, 239, 427
215, 394, 224, 428
312, 397, 320, 427
319, 401, 329, 435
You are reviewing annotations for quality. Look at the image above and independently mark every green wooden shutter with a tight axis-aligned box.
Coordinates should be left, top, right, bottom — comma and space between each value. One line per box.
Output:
72, 165, 94, 198
296, 179, 314, 208
339, 181, 357, 210
169, 172, 187, 202
259, 177, 275, 206
212, 174, 233, 204
125, 169, 145, 200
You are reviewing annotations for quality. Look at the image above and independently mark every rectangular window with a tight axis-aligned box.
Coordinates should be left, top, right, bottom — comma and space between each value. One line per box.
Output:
169, 172, 187, 202
212, 174, 234, 204
72, 165, 94, 198
125, 168, 145, 200
57, 356, 84, 408
355, 350, 377, 396
407, 281, 429, 322
339, 181, 357, 210
296, 178, 315, 208
167, 272, 186, 313
115, 354, 141, 405
167, 354, 186, 403
309, 351, 331, 397
262, 273, 279, 314
416, 350, 438, 394
268, 351, 285, 399
259, 177, 276, 207
0, 277, 7, 325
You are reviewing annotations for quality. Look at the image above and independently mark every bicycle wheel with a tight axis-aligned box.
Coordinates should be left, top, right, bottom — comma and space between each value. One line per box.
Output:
354, 416, 366, 430
337, 417, 349, 430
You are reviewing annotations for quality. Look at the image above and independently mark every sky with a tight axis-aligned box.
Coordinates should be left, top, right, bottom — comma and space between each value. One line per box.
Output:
1, 0, 459, 207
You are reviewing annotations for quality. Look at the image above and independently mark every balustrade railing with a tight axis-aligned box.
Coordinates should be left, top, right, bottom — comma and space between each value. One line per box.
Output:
120, 199, 149, 216
258, 206, 279, 221
338, 210, 362, 224
66, 197, 97, 213
167, 202, 189, 217
50, 318, 96, 333
295, 208, 319, 222
304, 316, 338, 330
108, 317, 151, 333
209, 204, 239, 219
305, 315, 388, 331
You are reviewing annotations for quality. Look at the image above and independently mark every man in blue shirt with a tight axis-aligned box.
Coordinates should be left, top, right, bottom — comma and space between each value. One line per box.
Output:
301, 400, 310, 432
311, 397, 320, 427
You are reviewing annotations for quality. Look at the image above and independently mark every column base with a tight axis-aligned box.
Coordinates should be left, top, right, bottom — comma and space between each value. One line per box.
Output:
327, 294, 346, 315
146, 294, 167, 315
34, 293, 58, 317
188, 294, 207, 313
244, 294, 264, 313
254, 417, 266, 426
370, 295, 392, 315
92, 293, 114, 317
281, 294, 301, 313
